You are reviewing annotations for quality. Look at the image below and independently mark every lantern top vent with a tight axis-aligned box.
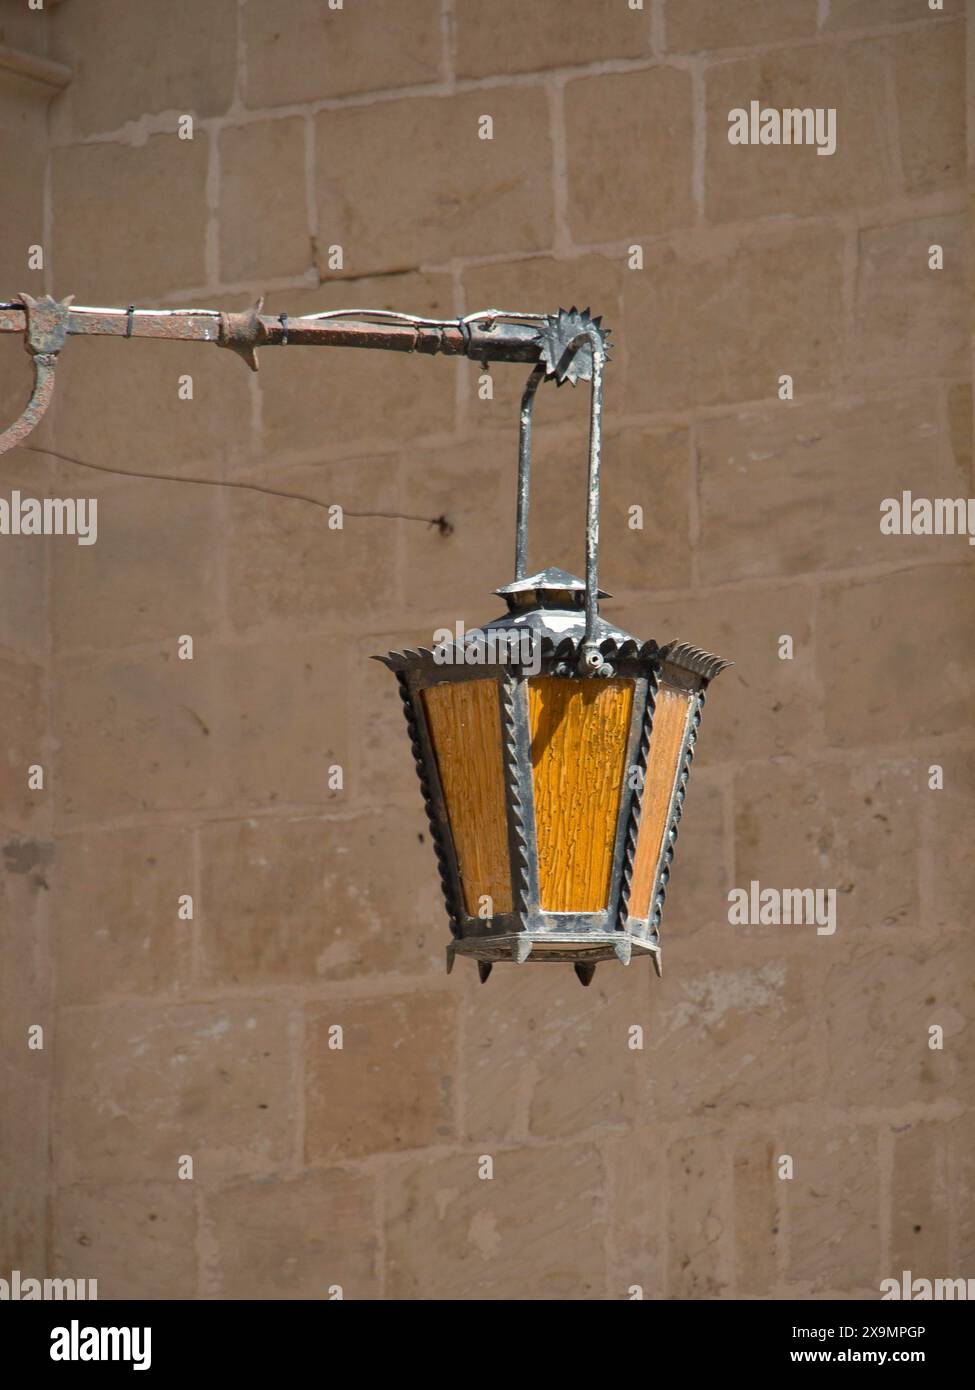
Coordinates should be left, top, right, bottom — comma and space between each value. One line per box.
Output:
494, 566, 610, 610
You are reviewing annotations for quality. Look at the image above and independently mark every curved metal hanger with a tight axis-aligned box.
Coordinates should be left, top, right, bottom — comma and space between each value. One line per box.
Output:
0, 294, 72, 455
514, 317, 608, 670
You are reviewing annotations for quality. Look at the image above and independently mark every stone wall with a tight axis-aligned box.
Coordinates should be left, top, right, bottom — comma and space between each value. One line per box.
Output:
0, 0, 972, 1299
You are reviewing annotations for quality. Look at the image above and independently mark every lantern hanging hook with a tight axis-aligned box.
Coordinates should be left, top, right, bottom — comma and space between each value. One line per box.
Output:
515, 308, 610, 674
0, 293, 73, 457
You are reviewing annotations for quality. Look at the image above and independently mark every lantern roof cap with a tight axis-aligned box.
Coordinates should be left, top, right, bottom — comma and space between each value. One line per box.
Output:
494, 566, 610, 604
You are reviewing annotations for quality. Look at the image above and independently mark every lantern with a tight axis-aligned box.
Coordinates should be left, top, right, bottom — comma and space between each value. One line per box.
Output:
376, 310, 729, 985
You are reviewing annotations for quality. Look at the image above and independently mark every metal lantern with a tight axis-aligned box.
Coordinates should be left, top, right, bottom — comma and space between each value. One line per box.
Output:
377, 310, 729, 986
0, 295, 727, 991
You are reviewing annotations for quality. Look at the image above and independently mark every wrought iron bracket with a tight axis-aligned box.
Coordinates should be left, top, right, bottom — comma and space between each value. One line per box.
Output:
0, 292, 73, 455
0, 297, 611, 457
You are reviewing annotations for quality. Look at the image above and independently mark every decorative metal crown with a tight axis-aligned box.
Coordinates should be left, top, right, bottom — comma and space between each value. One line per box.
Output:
533, 306, 611, 386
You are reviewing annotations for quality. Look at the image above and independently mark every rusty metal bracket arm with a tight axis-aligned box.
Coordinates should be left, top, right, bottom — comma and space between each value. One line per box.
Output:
0, 298, 610, 456
0, 293, 73, 455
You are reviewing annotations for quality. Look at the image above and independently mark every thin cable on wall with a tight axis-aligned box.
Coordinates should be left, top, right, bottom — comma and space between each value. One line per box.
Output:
23, 444, 454, 534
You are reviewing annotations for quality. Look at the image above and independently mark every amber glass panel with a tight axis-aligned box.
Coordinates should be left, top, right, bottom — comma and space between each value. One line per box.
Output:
628, 683, 693, 921
421, 679, 513, 916
528, 677, 634, 912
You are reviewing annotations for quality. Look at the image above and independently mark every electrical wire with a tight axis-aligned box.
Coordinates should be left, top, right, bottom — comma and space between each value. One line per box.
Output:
22, 444, 453, 533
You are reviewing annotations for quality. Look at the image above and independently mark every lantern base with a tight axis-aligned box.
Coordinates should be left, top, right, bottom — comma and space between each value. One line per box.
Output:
447, 930, 660, 971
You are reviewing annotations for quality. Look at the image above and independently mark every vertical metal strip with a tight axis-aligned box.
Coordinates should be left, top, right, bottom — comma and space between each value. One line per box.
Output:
617, 661, 659, 930
508, 675, 541, 926
515, 364, 546, 581
498, 671, 530, 921
396, 673, 465, 933
649, 688, 705, 940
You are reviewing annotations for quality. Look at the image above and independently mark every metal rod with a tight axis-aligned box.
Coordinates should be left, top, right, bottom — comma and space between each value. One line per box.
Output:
561, 325, 606, 661
0, 301, 549, 366
0, 298, 609, 472
515, 363, 546, 580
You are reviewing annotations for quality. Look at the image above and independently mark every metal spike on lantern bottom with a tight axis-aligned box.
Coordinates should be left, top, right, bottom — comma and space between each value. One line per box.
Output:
478, 961, 493, 984
613, 938, 632, 966
512, 936, 533, 963
574, 962, 597, 987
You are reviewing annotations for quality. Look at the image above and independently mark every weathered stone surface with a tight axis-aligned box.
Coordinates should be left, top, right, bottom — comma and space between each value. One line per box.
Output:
52, 333, 254, 479
56, 1003, 297, 1184
224, 455, 401, 636
54, 825, 194, 1002
50, 0, 237, 136
892, 22, 966, 194
664, 0, 817, 50
458, 965, 650, 1143
620, 227, 845, 413
0, 453, 49, 660
784, 1126, 881, 1292
564, 68, 695, 243
51, 475, 223, 652
889, 1122, 950, 1277
818, 565, 975, 748
0, 652, 48, 833
51, 136, 209, 302
706, 42, 895, 222
209, 636, 349, 811
243, 0, 443, 106
305, 993, 457, 1161
54, 647, 218, 822
456, 0, 648, 76
219, 120, 310, 283
824, 937, 974, 1107
385, 1144, 607, 1298
0, 1058, 51, 1272
733, 758, 919, 939
649, 933, 823, 1120
921, 748, 975, 935
734, 1134, 779, 1296
948, 1110, 975, 1272
314, 89, 553, 275
54, 1183, 198, 1300
0, 89, 45, 293
854, 215, 967, 385
698, 392, 966, 582
0, 832, 52, 1038
198, 813, 444, 985
394, 438, 511, 625
825, 0, 961, 26
205, 1169, 379, 1299
605, 1130, 665, 1300
668, 1131, 730, 1298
